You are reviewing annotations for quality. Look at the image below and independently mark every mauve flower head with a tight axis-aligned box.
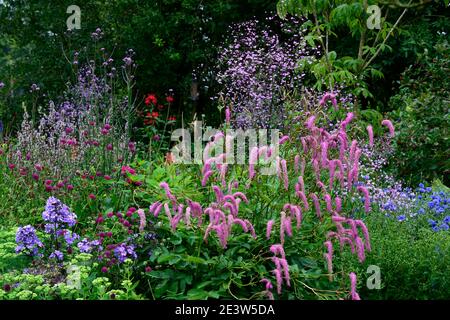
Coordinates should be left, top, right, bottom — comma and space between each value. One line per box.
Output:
214, 15, 317, 129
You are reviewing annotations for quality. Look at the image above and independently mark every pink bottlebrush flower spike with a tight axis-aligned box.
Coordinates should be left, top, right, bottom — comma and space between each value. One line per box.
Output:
381, 119, 395, 138
311, 193, 321, 219
249, 146, 259, 180
324, 194, 333, 212
137, 209, 146, 233
324, 241, 333, 281
279, 135, 289, 145
357, 186, 371, 213
160, 182, 177, 203
294, 155, 300, 173
335, 197, 342, 213
260, 278, 273, 291
305, 115, 316, 130
225, 108, 231, 124
355, 220, 371, 252
279, 258, 291, 287
349, 272, 361, 300
270, 244, 285, 259
281, 159, 289, 190
367, 125, 374, 147
201, 170, 214, 187
296, 191, 309, 211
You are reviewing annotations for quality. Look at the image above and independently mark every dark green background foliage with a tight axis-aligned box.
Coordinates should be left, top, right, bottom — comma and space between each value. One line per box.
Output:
388, 27, 449, 186
0, 0, 276, 132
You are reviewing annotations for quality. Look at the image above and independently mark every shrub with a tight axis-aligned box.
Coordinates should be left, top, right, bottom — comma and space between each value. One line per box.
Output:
389, 35, 449, 186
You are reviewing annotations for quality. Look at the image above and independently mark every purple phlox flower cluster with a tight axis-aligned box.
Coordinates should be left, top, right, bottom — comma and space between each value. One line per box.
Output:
42, 197, 77, 228
77, 238, 103, 253
113, 243, 137, 263
15, 225, 43, 257
49, 250, 64, 261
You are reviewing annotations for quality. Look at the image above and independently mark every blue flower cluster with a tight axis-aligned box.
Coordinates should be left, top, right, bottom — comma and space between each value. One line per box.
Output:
15, 225, 43, 257
42, 196, 77, 228
113, 243, 137, 263
77, 238, 103, 253
383, 183, 450, 232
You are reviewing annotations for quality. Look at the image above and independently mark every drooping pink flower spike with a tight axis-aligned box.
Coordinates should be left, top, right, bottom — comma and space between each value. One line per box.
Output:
381, 119, 395, 138
324, 241, 333, 281
367, 125, 374, 147
305, 115, 316, 130
349, 272, 361, 300
310, 193, 322, 219
225, 108, 231, 124
357, 186, 371, 213
260, 278, 273, 291
160, 182, 177, 203
279, 135, 290, 145
269, 244, 286, 259
137, 209, 146, 232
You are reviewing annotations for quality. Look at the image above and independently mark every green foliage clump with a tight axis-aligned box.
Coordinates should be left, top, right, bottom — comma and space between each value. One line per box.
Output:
389, 35, 449, 186
342, 213, 450, 299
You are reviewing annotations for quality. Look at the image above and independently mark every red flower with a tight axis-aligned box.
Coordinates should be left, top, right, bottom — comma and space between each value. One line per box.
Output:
145, 93, 157, 106
157, 104, 164, 111
151, 111, 159, 118
166, 96, 174, 103
168, 116, 176, 121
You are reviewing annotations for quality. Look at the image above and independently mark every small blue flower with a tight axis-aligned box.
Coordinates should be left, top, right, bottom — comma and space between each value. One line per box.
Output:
397, 215, 406, 222
428, 219, 437, 226
440, 223, 449, 231
418, 208, 425, 215
432, 226, 440, 232
444, 216, 450, 224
